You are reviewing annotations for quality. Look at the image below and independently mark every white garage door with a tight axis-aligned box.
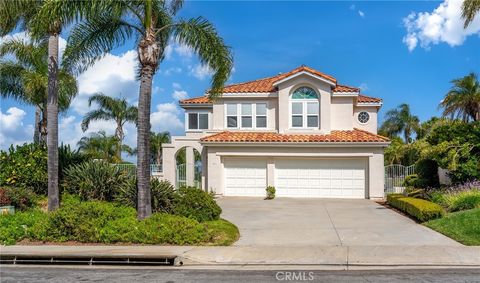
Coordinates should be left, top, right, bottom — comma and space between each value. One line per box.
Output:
275, 159, 366, 198
224, 158, 267, 196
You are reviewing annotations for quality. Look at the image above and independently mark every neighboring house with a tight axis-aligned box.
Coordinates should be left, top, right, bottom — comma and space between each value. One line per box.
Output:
161, 66, 390, 199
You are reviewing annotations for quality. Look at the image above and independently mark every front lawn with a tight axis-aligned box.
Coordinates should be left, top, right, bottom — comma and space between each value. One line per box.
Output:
424, 208, 480, 246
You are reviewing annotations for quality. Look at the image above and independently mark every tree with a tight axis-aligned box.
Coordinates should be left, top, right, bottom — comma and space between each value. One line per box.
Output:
0, 38, 77, 143
380, 104, 420, 144
440, 73, 480, 122
81, 93, 137, 160
150, 131, 170, 166
63, 0, 233, 219
78, 131, 134, 163
0, 0, 90, 211
462, 0, 480, 28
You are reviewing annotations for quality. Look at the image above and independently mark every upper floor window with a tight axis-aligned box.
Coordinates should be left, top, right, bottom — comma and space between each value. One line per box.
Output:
291, 87, 319, 128
226, 103, 267, 129
188, 113, 208, 130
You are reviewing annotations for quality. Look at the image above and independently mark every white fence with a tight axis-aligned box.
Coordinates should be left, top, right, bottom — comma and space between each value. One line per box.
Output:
384, 164, 415, 194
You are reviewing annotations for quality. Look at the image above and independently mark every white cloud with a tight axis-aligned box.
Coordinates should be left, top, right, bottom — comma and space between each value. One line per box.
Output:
172, 82, 181, 89
161, 67, 182, 76
190, 64, 213, 80
0, 107, 34, 148
71, 50, 139, 115
359, 83, 369, 92
172, 90, 188, 100
350, 4, 356, 10
164, 41, 193, 61
402, 0, 480, 51
358, 10, 365, 18
150, 103, 184, 133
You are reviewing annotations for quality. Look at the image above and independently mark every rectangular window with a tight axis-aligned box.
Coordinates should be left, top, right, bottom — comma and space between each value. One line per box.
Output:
292, 102, 303, 127
241, 104, 252, 128
226, 104, 237, 128
188, 113, 208, 130
256, 103, 267, 128
199, 113, 208, 129
307, 102, 319, 127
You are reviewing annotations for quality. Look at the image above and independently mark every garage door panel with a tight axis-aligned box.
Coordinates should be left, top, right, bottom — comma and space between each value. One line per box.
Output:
275, 159, 366, 198
224, 158, 266, 197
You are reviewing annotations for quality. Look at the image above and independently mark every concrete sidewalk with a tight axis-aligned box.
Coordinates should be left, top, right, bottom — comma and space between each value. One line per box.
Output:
1, 245, 479, 269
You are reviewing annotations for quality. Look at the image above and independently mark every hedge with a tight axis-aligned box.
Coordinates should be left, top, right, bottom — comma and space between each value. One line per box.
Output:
387, 194, 444, 222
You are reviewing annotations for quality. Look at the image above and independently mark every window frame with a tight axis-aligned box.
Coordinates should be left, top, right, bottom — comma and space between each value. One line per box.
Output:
357, 111, 370, 124
225, 102, 268, 129
290, 87, 320, 129
186, 111, 209, 131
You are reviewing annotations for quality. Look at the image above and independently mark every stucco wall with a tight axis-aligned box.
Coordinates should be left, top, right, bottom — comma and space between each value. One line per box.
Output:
205, 145, 386, 199
353, 106, 379, 134
331, 96, 354, 130
277, 74, 332, 134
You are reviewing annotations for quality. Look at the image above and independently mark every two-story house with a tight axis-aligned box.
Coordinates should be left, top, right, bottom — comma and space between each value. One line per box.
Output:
161, 66, 389, 199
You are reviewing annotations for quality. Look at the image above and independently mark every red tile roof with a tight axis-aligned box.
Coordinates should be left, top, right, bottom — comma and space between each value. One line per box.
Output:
334, 84, 360, 93
220, 65, 337, 93
179, 96, 211, 104
200, 129, 390, 143
357, 95, 382, 103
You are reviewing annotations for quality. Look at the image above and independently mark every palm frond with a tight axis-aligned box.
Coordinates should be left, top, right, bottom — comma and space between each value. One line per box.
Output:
81, 109, 114, 132
173, 17, 233, 98
0, 0, 41, 36
462, 0, 480, 28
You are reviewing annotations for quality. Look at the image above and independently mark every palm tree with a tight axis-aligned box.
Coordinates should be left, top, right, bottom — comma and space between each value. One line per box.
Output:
62, 0, 233, 219
1, 0, 89, 211
380, 104, 420, 144
150, 131, 170, 166
0, 38, 77, 143
440, 73, 480, 122
81, 93, 137, 160
78, 131, 134, 163
462, 0, 480, 28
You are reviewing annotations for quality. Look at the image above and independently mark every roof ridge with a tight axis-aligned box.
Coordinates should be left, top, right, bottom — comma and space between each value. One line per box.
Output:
353, 128, 390, 141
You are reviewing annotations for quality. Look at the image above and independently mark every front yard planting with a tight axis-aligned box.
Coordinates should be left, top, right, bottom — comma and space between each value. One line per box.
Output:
424, 208, 480, 246
0, 197, 239, 246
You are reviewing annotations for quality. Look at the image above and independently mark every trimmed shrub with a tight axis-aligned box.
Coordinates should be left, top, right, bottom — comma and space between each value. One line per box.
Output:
173, 187, 222, 222
62, 161, 133, 202
387, 194, 444, 222
415, 159, 440, 188
265, 186, 275, 200
404, 174, 419, 188
0, 187, 37, 211
445, 190, 480, 212
0, 143, 48, 194
0, 209, 46, 245
115, 178, 176, 213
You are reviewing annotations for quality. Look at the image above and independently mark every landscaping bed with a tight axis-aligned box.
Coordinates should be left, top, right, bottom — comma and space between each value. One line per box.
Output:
0, 198, 239, 246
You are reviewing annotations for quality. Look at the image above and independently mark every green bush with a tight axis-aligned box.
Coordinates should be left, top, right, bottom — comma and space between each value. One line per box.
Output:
62, 161, 133, 202
0, 143, 48, 194
415, 159, 440, 188
0, 187, 37, 211
404, 174, 419, 188
445, 190, 480, 212
387, 194, 444, 222
58, 143, 89, 181
173, 187, 222, 222
0, 199, 238, 245
115, 178, 176, 213
266, 186, 275, 200
428, 190, 447, 206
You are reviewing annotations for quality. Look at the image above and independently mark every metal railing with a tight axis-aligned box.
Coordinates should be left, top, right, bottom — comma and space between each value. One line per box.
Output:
176, 163, 201, 189
112, 164, 163, 175
384, 164, 415, 194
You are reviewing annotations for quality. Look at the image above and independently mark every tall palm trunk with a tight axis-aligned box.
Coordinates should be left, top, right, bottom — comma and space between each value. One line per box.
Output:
34, 105, 41, 143
47, 32, 59, 211
40, 104, 48, 143
115, 121, 124, 161
136, 30, 159, 220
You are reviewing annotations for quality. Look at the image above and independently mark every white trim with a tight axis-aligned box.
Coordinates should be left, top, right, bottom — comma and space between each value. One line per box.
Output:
185, 110, 210, 132
332, 92, 359, 96
272, 71, 336, 87
216, 152, 374, 157
356, 102, 383, 107
224, 102, 268, 130
212, 92, 277, 97
180, 103, 212, 108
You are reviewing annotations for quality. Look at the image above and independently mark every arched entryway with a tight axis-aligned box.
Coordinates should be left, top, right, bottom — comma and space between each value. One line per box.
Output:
175, 146, 202, 188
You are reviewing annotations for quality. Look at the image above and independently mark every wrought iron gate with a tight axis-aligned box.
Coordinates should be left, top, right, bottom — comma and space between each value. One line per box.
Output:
384, 164, 415, 194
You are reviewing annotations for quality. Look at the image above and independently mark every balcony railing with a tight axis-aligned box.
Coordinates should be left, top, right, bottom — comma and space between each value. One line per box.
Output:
112, 164, 163, 175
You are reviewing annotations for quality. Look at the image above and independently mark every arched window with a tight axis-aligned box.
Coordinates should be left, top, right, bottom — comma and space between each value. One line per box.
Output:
291, 87, 319, 128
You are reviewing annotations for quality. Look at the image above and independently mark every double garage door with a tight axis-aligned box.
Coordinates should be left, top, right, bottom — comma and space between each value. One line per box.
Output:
224, 158, 366, 198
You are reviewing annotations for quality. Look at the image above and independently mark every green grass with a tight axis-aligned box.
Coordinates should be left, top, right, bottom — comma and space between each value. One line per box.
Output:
424, 208, 480, 246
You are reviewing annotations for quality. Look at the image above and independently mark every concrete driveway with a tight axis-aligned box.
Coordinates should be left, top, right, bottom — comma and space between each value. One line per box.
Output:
217, 197, 461, 247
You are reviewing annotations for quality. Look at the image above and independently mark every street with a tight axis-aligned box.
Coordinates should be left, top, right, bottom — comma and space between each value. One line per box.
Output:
1, 266, 480, 283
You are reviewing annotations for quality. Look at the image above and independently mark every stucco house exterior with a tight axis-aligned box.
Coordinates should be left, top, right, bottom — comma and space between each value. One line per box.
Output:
161, 66, 390, 199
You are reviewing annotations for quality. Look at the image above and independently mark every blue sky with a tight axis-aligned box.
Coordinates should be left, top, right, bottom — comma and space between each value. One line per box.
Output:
1, 0, 480, 151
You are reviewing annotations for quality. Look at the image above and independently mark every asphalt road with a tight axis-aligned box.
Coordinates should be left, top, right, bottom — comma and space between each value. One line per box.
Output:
1, 266, 480, 283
